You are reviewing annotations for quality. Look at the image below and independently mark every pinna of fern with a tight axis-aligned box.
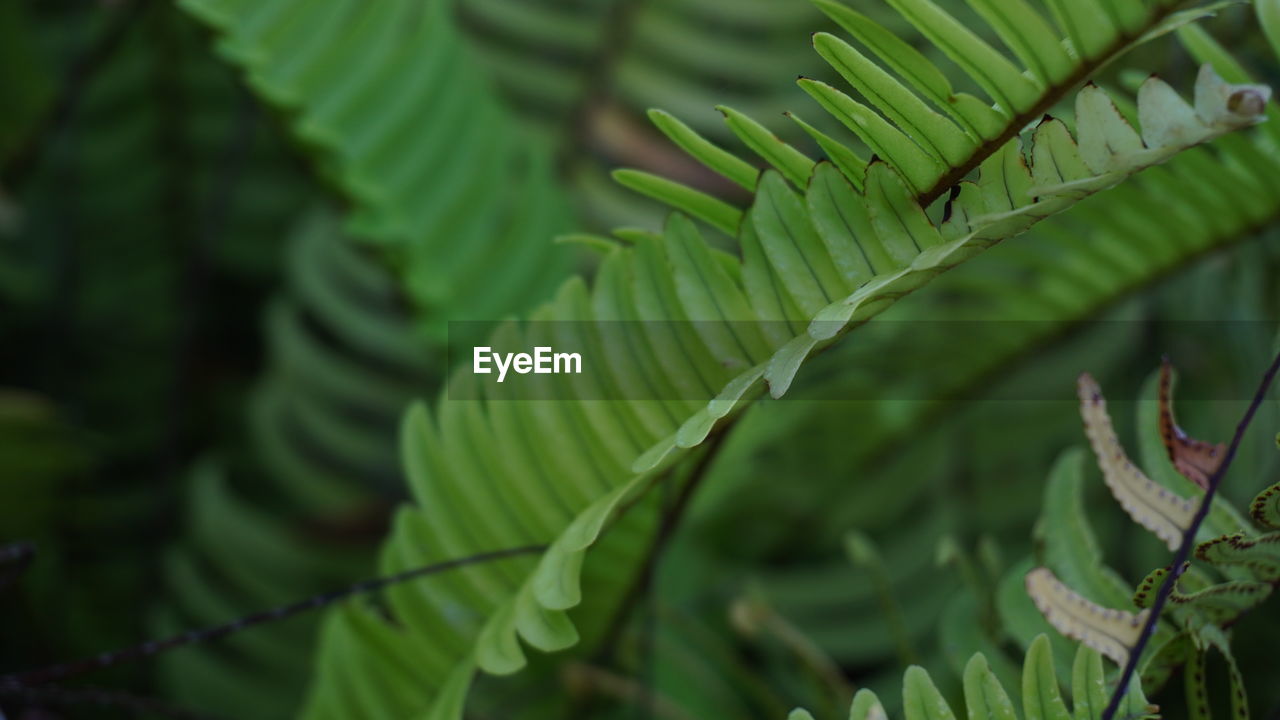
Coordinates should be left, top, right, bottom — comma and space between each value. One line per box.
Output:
787, 636, 1154, 720
300, 1, 1272, 718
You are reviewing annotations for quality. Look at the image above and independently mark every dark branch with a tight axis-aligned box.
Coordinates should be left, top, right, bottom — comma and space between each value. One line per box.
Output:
0, 545, 545, 691
1100, 348, 1280, 720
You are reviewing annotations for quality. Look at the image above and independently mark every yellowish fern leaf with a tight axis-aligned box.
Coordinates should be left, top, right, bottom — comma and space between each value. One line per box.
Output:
1078, 374, 1197, 550
1025, 567, 1148, 668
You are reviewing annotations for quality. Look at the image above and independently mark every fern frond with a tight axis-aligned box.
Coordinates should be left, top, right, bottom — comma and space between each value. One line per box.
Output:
1158, 359, 1227, 490
633, 0, 1257, 212
1249, 481, 1280, 528
1029, 346, 1280, 692
790, 637, 1154, 720
712, 71, 1280, 572
155, 210, 432, 715
297, 8, 1274, 717
1078, 373, 1198, 550
163, 2, 581, 704
179, 0, 573, 331
1132, 563, 1273, 625
1034, 450, 1135, 611
1196, 533, 1280, 581
1025, 569, 1148, 668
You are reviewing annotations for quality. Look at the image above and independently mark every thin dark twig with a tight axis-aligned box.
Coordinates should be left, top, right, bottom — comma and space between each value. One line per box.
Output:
1, 684, 222, 720
1100, 349, 1280, 720
2, 0, 148, 189
0, 545, 545, 691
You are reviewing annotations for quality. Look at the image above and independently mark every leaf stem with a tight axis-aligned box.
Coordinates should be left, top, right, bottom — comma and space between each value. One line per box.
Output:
1100, 348, 1280, 720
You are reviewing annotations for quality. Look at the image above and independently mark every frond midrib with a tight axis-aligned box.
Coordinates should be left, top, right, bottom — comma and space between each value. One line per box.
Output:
917, 1, 1189, 206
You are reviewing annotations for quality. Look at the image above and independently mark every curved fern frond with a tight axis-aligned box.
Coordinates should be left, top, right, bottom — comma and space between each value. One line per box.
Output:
1078, 373, 1198, 550
1157, 359, 1226, 490
166, 1, 579, 712
298, 7, 1272, 717
1133, 563, 1273, 626
1025, 569, 1148, 668
606, 11, 1280, 700
156, 210, 432, 716
179, 0, 573, 332
629, 0, 1258, 215
1249, 481, 1280, 528
1034, 450, 1134, 611
1196, 533, 1280, 581
789, 637, 1154, 720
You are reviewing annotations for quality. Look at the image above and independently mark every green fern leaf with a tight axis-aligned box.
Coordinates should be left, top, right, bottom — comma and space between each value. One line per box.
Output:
1249, 481, 1280, 528
1196, 533, 1280, 582
649, 0, 1255, 210
178, 0, 573, 332
1034, 449, 1135, 610
792, 639, 1153, 720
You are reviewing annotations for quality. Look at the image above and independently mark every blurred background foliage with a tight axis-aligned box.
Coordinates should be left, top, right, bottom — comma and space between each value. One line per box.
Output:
1, 0, 1278, 719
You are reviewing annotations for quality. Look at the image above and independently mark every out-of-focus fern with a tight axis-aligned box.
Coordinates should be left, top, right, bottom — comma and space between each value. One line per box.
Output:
4, 0, 308, 466
299, 1, 1268, 717
154, 210, 434, 717
179, 0, 575, 338
0, 1, 52, 168
456, 0, 834, 227
159, 0, 580, 714
457, 0, 825, 142
0, 2, 309, 679
0, 390, 86, 539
